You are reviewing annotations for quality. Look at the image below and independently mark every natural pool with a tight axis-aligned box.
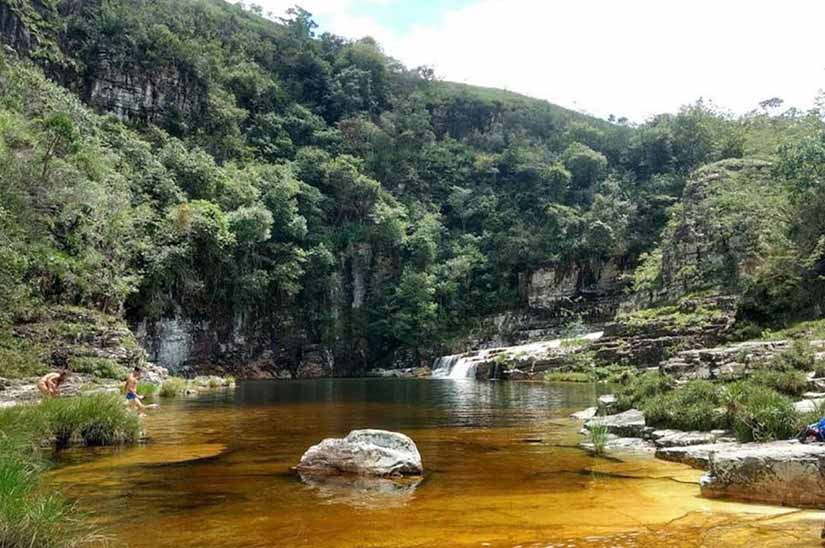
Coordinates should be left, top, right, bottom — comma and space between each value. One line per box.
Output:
48, 379, 824, 547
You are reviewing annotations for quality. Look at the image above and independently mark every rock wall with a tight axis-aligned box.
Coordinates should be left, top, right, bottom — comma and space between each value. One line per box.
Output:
81, 55, 206, 126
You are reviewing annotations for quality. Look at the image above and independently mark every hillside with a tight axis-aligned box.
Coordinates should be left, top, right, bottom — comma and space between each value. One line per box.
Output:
0, 0, 823, 378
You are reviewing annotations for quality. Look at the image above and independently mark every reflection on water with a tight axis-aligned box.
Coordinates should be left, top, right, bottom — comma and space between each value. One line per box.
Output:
47, 379, 824, 547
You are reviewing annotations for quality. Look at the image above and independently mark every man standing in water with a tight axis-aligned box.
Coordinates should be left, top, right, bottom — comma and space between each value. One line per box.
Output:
37, 369, 69, 398
124, 366, 149, 412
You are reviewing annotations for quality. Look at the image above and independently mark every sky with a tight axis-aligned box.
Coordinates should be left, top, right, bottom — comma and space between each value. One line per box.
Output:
252, 0, 825, 122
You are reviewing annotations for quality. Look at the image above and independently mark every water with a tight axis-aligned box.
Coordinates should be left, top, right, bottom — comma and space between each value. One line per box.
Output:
48, 379, 823, 547
431, 332, 605, 379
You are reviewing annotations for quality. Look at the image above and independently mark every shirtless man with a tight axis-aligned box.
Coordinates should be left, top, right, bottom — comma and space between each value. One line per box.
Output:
124, 366, 147, 411
37, 369, 69, 398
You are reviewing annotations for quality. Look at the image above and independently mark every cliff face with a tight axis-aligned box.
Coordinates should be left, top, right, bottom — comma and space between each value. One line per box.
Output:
81, 55, 205, 126
656, 158, 787, 299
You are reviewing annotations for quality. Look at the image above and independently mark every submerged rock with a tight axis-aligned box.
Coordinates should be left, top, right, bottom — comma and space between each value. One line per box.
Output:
295, 429, 423, 477
700, 441, 825, 507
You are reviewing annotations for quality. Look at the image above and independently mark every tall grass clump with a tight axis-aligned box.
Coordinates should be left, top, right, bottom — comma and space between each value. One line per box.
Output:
40, 394, 141, 448
0, 398, 123, 547
159, 377, 188, 398
587, 421, 609, 456
770, 339, 816, 372
642, 380, 727, 431
615, 371, 674, 411
136, 382, 160, 398
723, 381, 799, 442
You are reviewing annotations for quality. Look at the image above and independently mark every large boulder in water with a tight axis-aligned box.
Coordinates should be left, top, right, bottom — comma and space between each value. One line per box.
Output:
295, 429, 423, 477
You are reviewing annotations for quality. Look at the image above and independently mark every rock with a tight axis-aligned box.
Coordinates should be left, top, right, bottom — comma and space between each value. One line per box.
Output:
597, 394, 617, 414
700, 441, 825, 507
584, 409, 646, 438
660, 340, 791, 381
579, 435, 655, 454
572, 407, 597, 420
655, 442, 738, 469
650, 429, 733, 448
295, 429, 423, 477
794, 398, 825, 414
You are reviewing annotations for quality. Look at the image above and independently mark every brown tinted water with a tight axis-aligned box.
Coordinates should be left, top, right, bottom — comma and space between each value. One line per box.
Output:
47, 379, 824, 547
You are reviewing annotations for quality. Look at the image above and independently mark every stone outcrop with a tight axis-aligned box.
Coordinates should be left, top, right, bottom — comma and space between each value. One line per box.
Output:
295, 430, 423, 477
699, 441, 825, 508
584, 409, 647, 438
656, 159, 786, 299
660, 340, 790, 381
661, 339, 825, 382
591, 295, 736, 367
656, 442, 738, 469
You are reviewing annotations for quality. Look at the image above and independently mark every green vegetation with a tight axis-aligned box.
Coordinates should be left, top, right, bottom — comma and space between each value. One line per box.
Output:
0, 395, 139, 547
642, 380, 727, 431
136, 382, 160, 397
159, 377, 189, 397
69, 357, 127, 380
615, 371, 674, 411
587, 421, 609, 456
723, 381, 799, 442
543, 371, 592, 383
2, 0, 816, 371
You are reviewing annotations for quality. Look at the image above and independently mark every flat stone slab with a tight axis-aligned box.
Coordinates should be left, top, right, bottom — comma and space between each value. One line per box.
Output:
580, 435, 655, 454
700, 441, 825, 507
295, 429, 423, 477
656, 442, 738, 469
571, 407, 597, 420
650, 429, 736, 448
584, 409, 646, 438
794, 397, 825, 413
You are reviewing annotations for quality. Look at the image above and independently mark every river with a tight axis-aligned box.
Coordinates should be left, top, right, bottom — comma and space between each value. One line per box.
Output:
47, 379, 824, 547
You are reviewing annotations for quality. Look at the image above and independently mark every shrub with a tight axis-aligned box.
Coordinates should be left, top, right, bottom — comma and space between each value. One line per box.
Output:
40, 394, 141, 448
771, 339, 815, 372
159, 377, 188, 398
815, 360, 825, 379
750, 368, 808, 397
69, 356, 127, 380
642, 380, 726, 431
723, 381, 798, 442
136, 382, 160, 397
0, 336, 46, 379
615, 371, 674, 411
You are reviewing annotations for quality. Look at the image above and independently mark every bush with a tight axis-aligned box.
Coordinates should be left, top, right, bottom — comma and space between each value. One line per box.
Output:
723, 381, 799, 442
642, 380, 727, 431
159, 377, 188, 398
750, 368, 808, 397
815, 360, 825, 379
771, 339, 815, 372
39, 394, 141, 448
136, 382, 160, 397
615, 371, 674, 411
69, 356, 127, 379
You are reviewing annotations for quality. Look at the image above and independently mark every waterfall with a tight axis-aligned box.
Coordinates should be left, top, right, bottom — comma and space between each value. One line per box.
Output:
430, 331, 604, 380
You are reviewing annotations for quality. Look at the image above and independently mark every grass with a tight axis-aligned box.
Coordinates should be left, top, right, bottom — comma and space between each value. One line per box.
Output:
587, 421, 609, 456
750, 368, 808, 397
723, 381, 799, 442
615, 371, 674, 411
0, 394, 140, 547
543, 371, 592, 383
0, 333, 46, 378
642, 380, 727, 431
136, 382, 160, 397
69, 356, 127, 380
159, 377, 188, 397
560, 337, 589, 349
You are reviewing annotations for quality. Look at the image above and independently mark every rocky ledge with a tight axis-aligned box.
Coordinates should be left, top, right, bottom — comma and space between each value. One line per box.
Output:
295, 429, 423, 477
660, 441, 825, 508
577, 405, 825, 508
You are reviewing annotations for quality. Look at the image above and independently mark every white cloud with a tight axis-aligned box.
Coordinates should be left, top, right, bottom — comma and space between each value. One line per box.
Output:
256, 0, 825, 122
